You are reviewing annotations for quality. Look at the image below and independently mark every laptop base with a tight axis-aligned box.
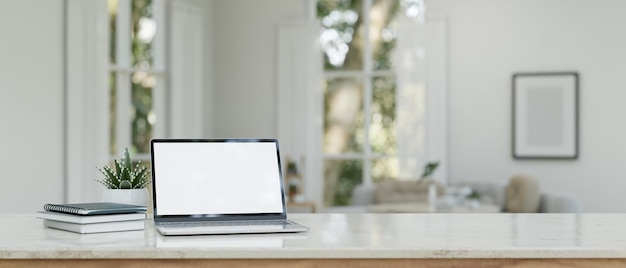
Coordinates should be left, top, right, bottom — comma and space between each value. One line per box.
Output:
156, 220, 308, 236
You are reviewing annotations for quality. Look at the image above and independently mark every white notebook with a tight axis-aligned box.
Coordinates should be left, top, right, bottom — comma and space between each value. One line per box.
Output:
43, 219, 145, 234
37, 211, 146, 224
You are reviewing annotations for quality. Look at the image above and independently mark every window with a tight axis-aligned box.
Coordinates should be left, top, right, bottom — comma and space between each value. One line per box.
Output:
108, 0, 166, 163
66, 0, 204, 202
318, 0, 425, 206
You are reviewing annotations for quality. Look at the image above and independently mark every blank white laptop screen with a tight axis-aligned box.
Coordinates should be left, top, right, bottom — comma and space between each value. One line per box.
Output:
152, 141, 284, 215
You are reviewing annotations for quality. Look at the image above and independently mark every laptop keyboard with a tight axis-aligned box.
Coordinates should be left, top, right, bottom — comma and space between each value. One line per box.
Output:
160, 220, 288, 228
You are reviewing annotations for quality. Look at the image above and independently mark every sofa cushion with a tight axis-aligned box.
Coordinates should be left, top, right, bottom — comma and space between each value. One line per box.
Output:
375, 180, 443, 204
351, 184, 376, 206
506, 175, 540, 213
539, 190, 581, 213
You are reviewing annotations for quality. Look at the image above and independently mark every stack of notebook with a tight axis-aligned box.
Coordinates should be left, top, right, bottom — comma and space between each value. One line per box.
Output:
37, 202, 147, 234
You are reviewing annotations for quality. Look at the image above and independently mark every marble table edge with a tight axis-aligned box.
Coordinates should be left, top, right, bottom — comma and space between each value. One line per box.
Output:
3, 248, 626, 259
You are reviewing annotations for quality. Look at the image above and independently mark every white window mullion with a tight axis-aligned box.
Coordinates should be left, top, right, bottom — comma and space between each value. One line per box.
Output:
322, 71, 396, 81
323, 70, 365, 78
115, 0, 131, 156
362, 0, 373, 186
153, 0, 167, 139
109, 65, 165, 74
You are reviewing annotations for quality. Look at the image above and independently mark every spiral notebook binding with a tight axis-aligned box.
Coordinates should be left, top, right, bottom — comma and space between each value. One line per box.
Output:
44, 204, 85, 215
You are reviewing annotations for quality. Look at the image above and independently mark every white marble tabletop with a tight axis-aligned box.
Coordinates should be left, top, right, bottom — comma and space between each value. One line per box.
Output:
2, 213, 626, 259
366, 202, 501, 213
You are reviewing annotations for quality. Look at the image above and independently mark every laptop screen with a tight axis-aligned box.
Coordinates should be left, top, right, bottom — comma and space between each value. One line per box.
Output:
150, 139, 286, 220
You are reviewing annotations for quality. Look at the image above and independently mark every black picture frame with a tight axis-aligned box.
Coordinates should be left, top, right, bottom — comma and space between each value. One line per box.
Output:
512, 72, 579, 159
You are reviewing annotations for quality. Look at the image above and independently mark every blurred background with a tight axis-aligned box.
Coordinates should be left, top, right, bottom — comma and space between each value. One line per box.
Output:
1, 0, 625, 213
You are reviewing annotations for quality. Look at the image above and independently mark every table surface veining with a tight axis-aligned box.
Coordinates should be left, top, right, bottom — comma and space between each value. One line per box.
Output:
2, 213, 626, 259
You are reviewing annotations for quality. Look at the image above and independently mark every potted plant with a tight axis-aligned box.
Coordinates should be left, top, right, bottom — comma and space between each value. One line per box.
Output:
419, 161, 439, 180
287, 161, 298, 174
96, 148, 150, 207
285, 160, 301, 202
418, 161, 444, 199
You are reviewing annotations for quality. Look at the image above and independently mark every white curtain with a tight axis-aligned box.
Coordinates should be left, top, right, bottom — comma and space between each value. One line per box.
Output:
65, 0, 110, 202
395, 16, 448, 182
277, 20, 323, 206
169, 1, 204, 138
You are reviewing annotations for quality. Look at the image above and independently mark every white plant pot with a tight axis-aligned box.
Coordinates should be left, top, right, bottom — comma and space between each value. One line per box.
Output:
102, 188, 150, 207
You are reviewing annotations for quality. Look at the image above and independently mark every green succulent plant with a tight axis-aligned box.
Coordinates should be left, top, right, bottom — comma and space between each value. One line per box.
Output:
96, 148, 150, 189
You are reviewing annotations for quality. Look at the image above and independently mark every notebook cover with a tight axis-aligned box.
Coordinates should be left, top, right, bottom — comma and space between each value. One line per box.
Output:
43, 202, 147, 215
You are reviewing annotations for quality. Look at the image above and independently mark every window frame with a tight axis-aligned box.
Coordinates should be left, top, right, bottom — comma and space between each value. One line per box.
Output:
320, 0, 399, 204
317, 0, 447, 208
66, 0, 206, 203
110, 0, 167, 162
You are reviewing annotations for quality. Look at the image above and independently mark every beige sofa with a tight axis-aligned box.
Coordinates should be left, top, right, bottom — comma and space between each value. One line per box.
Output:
348, 180, 581, 213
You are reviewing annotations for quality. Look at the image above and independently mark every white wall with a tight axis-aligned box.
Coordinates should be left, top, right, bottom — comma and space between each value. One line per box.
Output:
429, 0, 626, 212
0, 0, 65, 212
211, 0, 308, 138
208, 0, 626, 211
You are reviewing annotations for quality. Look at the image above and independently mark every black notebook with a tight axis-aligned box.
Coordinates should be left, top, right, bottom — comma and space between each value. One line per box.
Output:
43, 202, 147, 215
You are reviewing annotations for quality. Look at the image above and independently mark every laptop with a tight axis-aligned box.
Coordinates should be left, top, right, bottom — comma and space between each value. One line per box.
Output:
150, 138, 309, 236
